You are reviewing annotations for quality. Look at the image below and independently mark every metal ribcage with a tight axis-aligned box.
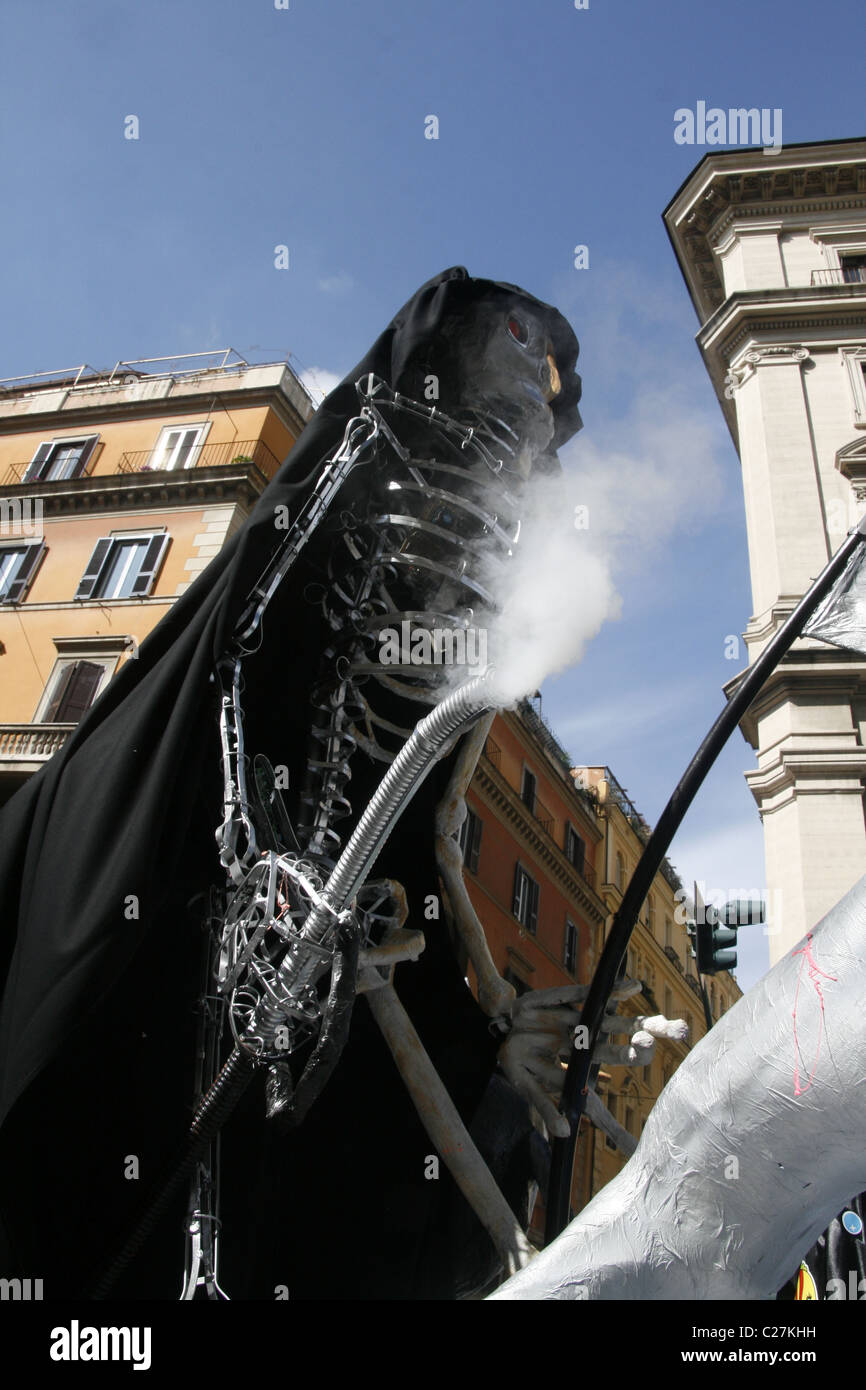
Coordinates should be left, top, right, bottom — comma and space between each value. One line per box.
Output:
296, 427, 522, 864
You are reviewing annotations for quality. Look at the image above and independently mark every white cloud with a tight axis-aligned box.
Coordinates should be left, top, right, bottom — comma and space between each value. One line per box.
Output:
299, 366, 343, 405
317, 272, 354, 295
558, 388, 730, 576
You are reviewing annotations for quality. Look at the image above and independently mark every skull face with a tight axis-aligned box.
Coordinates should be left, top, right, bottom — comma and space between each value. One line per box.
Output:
398, 287, 582, 479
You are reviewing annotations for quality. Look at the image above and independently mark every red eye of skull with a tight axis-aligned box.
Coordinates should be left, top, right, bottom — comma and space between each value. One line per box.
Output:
506, 315, 529, 346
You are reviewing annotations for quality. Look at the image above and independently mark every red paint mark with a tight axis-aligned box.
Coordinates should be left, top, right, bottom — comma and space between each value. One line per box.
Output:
792, 932, 837, 1096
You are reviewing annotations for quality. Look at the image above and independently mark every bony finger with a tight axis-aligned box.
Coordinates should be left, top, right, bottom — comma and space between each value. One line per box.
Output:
610, 977, 642, 1000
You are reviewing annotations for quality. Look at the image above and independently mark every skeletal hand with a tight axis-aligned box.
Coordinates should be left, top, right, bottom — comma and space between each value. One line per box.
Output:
496, 980, 688, 1140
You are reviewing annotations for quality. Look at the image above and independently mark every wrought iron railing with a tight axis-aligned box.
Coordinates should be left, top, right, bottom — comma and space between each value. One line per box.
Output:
811, 267, 866, 286
0, 723, 74, 760
117, 438, 281, 475
3, 455, 100, 486
2, 438, 282, 488
664, 943, 684, 973
483, 735, 501, 769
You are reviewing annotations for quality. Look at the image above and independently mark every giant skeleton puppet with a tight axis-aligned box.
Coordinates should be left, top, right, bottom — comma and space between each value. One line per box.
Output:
0, 267, 681, 1301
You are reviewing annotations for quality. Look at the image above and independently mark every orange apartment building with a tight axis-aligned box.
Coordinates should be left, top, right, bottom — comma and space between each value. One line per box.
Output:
0, 350, 313, 803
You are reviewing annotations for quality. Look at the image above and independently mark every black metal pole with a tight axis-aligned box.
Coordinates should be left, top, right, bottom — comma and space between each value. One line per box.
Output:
544, 518, 866, 1245
699, 975, 713, 1032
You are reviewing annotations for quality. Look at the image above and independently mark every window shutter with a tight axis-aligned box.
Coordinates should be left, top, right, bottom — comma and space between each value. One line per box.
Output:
4, 540, 45, 603
23, 442, 53, 483
521, 768, 536, 813
44, 664, 76, 721
512, 864, 522, 918
528, 879, 539, 935
70, 435, 99, 479
468, 813, 482, 874
47, 661, 103, 722
74, 537, 113, 600
572, 831, 585, 875
129, 534, 169, 597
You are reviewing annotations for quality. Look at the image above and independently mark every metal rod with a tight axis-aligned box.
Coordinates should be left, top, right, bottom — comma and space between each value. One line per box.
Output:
544, 517, 866, 1243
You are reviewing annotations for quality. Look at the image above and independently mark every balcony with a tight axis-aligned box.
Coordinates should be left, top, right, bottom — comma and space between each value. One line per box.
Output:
664, 944, 684, 974
2, 438, 282, 488
117, 438, 281, 475
0, 723, 74, 764
483, 736, 501, 769
811, 267, 866, 286
533, 795, 555, 837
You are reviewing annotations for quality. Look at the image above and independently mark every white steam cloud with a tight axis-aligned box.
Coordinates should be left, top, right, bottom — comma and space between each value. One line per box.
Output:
478, 470, 621, 705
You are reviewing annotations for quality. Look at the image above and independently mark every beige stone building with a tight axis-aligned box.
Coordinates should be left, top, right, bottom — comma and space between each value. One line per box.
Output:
664, 138, 866, 962
571, 766, 740, 1198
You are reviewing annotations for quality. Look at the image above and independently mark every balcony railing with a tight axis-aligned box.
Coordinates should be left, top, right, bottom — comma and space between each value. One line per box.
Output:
811, 267, 866, 286
533, 795, 555, 836
0, 723, 74, 761
2, 438, 282, 488
664, 943, 684, 974
117, 439, 281, 475
483, 736, 501, 769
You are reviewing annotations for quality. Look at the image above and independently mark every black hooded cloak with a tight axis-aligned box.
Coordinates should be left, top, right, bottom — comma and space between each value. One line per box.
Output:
0, 267, 582, 1299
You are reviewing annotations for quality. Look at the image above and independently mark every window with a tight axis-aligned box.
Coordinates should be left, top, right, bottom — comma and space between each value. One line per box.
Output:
840, 253, 866, 284
564, 823, 585, 874
512, 864, 539, 935
605, 1091, 617, 1148
147, 423, 210, 471
664, 985, 673, 1018
34, 637, 128, 723
0, 540, 45, 603
563, 919, 578, 974
520, 766, 537, 815
664, 915, 673, 950
24, 435, 99, 482
504, 966, 530, 998
647, 894, 655, 932
624, 1106, 635, 1136
75, 533, 169, 601
42, 661, 106, 723
614, 851, 625, 892
458, 807, 482, 874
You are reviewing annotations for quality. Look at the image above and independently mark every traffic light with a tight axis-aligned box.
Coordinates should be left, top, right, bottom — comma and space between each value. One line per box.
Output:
695, 913, 737, 974
695, 898, 765, 975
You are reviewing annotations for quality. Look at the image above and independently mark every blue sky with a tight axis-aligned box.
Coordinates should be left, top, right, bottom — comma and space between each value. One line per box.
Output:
2, 0, 863, 989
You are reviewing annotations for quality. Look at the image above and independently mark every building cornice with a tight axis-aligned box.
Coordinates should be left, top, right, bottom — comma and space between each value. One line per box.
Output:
500, 707, 603, 844
475, 757, 607, 923
663, 141, 866, 322
0, 365, 313, 440
699, 285, 866, 362
724, 651, 866, 746
745, 749, 866, 810
0, 463, 268, 518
